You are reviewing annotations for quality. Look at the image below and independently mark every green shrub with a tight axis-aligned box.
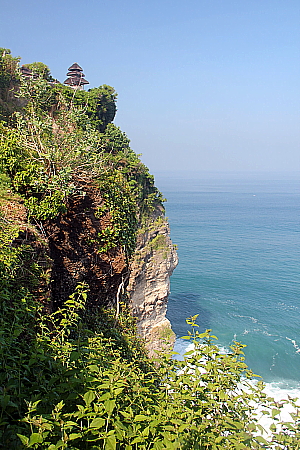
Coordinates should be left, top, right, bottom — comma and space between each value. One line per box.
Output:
2, 309, 298, 450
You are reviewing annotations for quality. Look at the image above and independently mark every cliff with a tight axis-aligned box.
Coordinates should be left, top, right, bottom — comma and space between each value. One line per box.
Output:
128, 208, 178, 356
0, 48, 178, 355
0, 178, 178, 355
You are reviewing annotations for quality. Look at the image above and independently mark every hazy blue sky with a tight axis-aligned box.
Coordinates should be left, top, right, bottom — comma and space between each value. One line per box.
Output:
1, 0, 299, 174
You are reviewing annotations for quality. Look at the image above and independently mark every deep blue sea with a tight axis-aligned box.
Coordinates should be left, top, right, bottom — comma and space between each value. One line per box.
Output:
155, 172, 300, 398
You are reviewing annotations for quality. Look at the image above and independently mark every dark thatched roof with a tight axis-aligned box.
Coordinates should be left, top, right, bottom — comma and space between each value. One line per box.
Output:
68, 63, 83, 71
64, 76, 89, 86
20, 66, 33, 76
67, 71, 86, 77
64, 63, 89, 87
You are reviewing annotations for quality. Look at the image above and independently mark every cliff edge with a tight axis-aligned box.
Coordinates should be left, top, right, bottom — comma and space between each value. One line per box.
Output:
0, 48, 178, 355
128, 207, 178, 356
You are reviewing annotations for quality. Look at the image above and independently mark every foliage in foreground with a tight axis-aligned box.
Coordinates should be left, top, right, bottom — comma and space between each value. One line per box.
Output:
1, 276, 299, 450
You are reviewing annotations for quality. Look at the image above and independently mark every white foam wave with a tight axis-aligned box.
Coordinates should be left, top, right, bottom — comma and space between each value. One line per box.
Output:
286, 336, 300, 353
270, 352, 278, 371
232, 314, 258, 323
264, 380, 300, 403
277, 301, 299, 311
262, 330, 277, 337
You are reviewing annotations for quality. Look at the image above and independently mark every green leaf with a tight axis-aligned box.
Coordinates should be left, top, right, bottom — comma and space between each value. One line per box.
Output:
69, 433, 82, 440
70, 351, 80, 361
64, 420, 78, 428
90, 418, 105, 429
84, 390, 96, 406
17, 434, 29, 446
105, 434, 116, 450
255, 435, 269, 445
113, 387, 124, 396
28, 433, 43, 446
164, 425, 175, 431
104, 399, 116, 414
134, 414, 148, 422
55, 400, 64, 412
98, 392, 111, 401
131, 436, 143, 444
88, 364, 100, 372
219, 390, 226, 400
272, 408, 281, 418
184, 350, 194, 356
120, 410, 132, 419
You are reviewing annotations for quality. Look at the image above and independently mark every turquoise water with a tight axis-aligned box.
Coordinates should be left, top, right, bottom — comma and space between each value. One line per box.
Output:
155, 172, 300, 393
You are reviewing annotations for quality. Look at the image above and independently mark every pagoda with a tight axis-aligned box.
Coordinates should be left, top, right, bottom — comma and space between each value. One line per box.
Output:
20, 65, 38, 79
63, 63, 89, 89
20, 65, 33, 78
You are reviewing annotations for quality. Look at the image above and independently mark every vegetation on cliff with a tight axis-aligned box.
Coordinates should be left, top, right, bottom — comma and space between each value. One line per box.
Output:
0, 49, 299, 449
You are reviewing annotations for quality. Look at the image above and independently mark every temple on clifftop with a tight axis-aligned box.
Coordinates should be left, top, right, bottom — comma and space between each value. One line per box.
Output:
63, 63, 89, 89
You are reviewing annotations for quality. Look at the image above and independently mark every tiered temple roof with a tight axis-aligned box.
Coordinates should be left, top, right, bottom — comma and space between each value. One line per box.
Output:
63, 63, 89, 89
20, 66, 32, 77
20, 65, 38, 79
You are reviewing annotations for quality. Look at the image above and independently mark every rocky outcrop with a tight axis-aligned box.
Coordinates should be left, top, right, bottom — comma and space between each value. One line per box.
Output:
1, 177, 177, 355
43, 180, 128, 309
127, 207, 178, 356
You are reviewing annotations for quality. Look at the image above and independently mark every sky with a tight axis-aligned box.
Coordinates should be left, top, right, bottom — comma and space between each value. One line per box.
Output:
1, 0, 299, 175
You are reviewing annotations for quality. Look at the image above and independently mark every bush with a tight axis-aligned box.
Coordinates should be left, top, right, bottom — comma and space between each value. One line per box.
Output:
1, 307, 298, 450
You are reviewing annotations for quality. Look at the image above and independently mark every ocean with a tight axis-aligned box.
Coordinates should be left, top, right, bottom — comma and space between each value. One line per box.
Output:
155, 171, 300, 400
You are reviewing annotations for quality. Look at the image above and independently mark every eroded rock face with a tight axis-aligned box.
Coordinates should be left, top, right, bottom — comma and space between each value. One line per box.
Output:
3, 176, 177, 353
128, 209, 178, 356
43, 181, 128, 310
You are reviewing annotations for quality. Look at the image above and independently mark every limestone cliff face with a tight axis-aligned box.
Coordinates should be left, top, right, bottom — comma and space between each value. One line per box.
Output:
127, 207, 178, 356
3, 179, 178, 355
